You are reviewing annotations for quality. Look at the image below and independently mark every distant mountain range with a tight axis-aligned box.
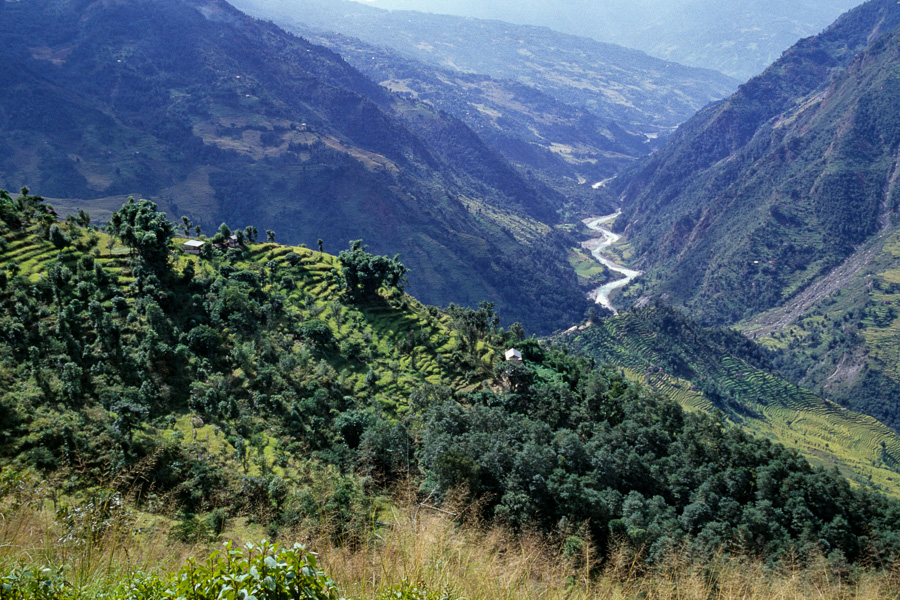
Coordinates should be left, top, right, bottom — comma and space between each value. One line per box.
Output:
0, 0, 591, 333
278, 29, 650, 203
347, 0, 861, 80
229, 0, 738, 135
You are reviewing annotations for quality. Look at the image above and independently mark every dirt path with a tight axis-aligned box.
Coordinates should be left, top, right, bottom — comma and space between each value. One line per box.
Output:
742, 241, 882, 339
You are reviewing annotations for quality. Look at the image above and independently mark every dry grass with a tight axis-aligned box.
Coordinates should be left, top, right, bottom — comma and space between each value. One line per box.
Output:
0, 465, 200, 594
1, 479, 899, 599
0, 496, 196, 593
300, 487, 900, 600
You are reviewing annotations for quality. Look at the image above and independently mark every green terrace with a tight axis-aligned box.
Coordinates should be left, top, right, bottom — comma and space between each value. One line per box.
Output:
566, 307, 900, 497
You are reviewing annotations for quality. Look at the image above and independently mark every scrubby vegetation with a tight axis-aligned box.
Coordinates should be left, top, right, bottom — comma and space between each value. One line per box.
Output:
3, 190, 900, 596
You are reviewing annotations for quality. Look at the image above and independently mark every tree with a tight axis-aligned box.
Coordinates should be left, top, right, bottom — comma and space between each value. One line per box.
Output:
266, 229, 276, 243
317, 238, 324, 253
244, 226, 258, 243
48, 224, 69, 249
299, 319, 334, 347
107, 198, 175, 271
181, 216, 193, 237
75, 208, 91, 228
338, 240, 409, 302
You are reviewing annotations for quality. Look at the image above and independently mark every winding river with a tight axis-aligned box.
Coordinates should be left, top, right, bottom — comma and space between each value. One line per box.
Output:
583, 211, 642, 314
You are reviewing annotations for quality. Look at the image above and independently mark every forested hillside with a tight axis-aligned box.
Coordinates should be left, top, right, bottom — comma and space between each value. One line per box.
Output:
0, 0, 589, 333
612, 0, 900, 325
564, 305, 900, 494
4, 191, 900, 583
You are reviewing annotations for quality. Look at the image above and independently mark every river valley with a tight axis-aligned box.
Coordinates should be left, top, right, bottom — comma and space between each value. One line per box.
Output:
583, 211, 642, 314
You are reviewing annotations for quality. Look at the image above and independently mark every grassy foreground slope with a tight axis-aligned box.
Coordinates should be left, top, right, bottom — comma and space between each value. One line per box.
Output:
565, 306, 900, 496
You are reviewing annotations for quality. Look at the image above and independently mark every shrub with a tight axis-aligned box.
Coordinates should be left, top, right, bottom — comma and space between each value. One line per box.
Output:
0, 541, 342, 599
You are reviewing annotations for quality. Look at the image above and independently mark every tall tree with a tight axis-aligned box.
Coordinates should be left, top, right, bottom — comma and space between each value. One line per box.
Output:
338, 239, 409, 302
107, 198, 175, 272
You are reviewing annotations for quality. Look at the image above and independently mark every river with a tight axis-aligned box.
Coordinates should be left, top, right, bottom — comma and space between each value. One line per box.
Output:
583, 211, 642, 314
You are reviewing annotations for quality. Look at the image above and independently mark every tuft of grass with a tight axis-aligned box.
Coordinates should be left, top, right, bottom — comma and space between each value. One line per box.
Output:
2, 482, 900, 599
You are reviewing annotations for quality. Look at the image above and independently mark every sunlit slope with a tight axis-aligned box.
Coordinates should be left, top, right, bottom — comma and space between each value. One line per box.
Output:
0, 218, 483, 406
742, 226, 900, 435
566, 307, 900, 496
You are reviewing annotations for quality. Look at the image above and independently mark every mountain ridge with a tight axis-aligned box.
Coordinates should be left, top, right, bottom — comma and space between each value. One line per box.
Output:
611, 0, 900, 324
230, 0, 739, 135
0, 0, 590, 333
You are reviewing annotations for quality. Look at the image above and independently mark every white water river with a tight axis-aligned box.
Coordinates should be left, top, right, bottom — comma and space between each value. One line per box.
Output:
583, 211, 642, 314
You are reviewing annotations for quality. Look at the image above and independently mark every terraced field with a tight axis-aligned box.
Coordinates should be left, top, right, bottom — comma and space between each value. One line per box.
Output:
2, 221, 139, 286
2, 221, 475, 414
567, 308, 900, 497
183, 241, 471, 407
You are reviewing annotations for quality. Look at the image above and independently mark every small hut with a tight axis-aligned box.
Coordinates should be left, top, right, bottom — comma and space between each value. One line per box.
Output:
183, 240, 205, 255
504, 348, 523, 363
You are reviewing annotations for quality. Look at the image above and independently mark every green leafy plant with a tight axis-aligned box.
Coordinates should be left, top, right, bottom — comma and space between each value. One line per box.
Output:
135, 541, 340, 600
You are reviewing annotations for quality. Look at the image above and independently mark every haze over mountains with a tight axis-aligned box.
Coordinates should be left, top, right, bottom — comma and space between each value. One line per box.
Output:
232, 0, 738, 134
350, 0, 861, 80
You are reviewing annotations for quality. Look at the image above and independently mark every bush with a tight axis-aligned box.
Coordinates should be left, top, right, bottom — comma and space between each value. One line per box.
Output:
0, 541, 342, 599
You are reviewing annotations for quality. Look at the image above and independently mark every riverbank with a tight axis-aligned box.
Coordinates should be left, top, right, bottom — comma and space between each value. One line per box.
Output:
582, 211, 642, 314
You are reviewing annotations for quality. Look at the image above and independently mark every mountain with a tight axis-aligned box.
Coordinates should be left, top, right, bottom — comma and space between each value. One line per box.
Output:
351, 0, 861, 80
610, 0, 900, 326
278, 29, 649, 205
742, 218, 900, 435
229, 0, 739, 137
0, 0, 590, 333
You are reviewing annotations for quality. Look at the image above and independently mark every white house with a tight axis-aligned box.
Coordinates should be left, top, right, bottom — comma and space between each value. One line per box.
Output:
504, 348, 523, 363
183, 240, 205, 255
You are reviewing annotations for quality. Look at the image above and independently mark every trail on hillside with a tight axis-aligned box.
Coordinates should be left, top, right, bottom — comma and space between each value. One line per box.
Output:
583, 211, 642, 314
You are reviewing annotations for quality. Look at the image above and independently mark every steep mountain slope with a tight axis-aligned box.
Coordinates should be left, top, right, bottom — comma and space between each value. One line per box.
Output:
0, 0, 589, 332
612, 0, 900, 325
355, 0, 860, 80
741, 225, 900, 435
230, 0, 739, 136
285, 30, 648, 205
